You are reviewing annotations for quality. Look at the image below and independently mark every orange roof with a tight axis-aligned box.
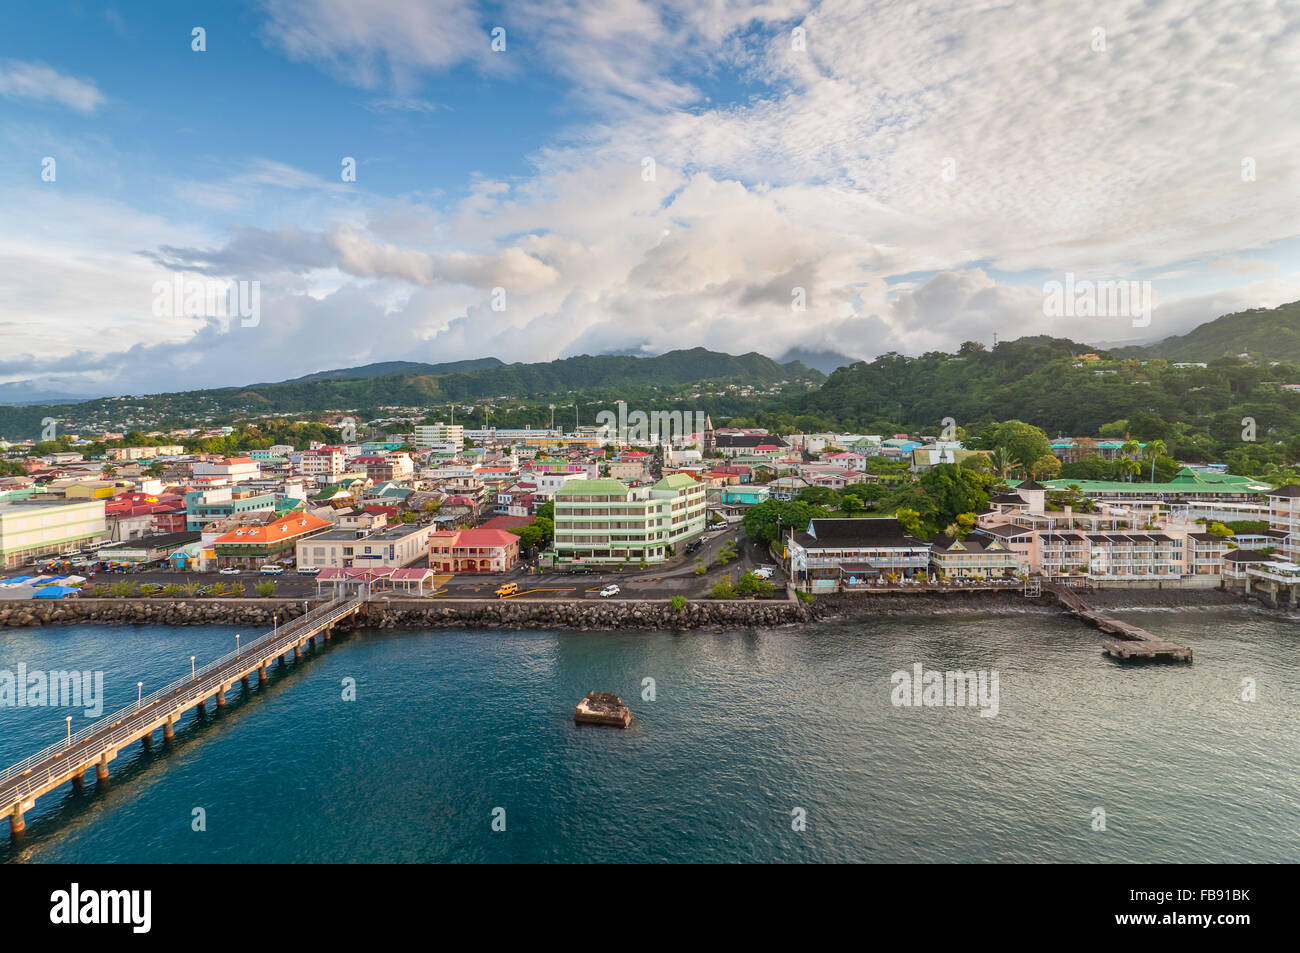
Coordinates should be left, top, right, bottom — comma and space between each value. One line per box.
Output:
213, 511, 332, 544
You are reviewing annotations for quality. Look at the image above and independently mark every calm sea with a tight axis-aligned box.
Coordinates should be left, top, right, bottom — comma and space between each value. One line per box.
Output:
2, 607, 1297, 863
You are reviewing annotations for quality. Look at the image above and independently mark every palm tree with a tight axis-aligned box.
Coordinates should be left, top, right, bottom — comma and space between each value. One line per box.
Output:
1144, 439, 1167, 482
1118, 459, 1141, 483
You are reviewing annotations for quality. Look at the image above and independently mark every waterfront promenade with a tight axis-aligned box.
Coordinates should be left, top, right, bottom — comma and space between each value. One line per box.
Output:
1, 596, 365, 835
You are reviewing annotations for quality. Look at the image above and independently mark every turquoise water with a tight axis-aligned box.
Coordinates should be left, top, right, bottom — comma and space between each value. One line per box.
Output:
2, 608, 1298, 863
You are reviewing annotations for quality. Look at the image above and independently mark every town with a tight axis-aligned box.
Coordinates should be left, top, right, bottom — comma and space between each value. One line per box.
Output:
3, 407, 1299, 609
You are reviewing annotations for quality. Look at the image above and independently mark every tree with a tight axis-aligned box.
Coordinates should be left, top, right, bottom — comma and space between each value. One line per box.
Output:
1144, 439, 1168, 482
1030, 454, 1061, 480
986, 421, 1050, 475
741, 500, 830, 543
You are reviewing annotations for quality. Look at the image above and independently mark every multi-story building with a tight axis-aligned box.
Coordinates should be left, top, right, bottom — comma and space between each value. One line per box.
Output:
1266, 484, 1300, 563
298, 447, 346, 478
552, 475, 706, 566
414, 422, 464, 450
184, 487, 277, 531
104, 445, 184, 461
0, 496, 108, 567
191, 456, 261, 484
356, 453, 413, 483
929, 534, 1022, 579
296, 521, 437, 570
786, 518, 930, 590
211, 512, 332, 569
428, 528, 521, 573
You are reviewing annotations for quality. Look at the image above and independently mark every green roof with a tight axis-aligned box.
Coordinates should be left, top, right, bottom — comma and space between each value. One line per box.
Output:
1039, 473, 1270, 494
555, 478, 629, 497
653, 474, 699, 490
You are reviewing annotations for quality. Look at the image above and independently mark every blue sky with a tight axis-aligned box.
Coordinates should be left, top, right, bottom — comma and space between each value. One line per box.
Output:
2, 0, 1299, 400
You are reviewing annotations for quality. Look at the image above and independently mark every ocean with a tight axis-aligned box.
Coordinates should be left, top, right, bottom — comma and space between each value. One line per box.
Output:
2, 606, 1297, 863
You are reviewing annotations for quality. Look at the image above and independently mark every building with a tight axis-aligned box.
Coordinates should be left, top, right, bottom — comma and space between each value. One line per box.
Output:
296, 521, 437, 570
104, 445, 184, 461
185, 487, 277, 531
552, 475, 707, 566
298, 447, 347, 478
211, 512, 333, 568
786, 518, 930, 590
929, 534, 1022, 579
191, 456, 261, 483
0, 496, 108, 568
356, 453, 414, 483
1266, 484, 1300, 563
414, 422, 464, 450
428, 528, 521, 573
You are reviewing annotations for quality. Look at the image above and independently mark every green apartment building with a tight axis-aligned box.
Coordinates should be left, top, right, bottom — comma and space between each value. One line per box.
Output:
552, 475, 707, 566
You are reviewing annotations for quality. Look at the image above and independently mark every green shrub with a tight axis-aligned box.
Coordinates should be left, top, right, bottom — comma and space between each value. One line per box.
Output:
254, 582, 277, 597
669, 595, 687, 610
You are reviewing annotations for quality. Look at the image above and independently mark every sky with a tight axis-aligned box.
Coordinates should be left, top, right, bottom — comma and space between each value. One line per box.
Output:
2, 0, 1299, 400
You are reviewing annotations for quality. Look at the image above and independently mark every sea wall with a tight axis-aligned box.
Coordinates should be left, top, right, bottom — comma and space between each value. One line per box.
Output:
0, 597, 813, 631
0, 585, 1260, 632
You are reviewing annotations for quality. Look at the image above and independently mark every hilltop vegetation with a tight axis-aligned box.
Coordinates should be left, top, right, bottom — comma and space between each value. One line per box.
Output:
766, 336, 1300, 473
1114, 300, 1300, 364
0, 348, 821, 441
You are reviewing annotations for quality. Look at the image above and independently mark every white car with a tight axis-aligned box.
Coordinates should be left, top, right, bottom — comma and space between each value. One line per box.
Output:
219, 567, 241, 575
259, 565, 285, 575
599, 585, 620, 598
753, 567, 774, 580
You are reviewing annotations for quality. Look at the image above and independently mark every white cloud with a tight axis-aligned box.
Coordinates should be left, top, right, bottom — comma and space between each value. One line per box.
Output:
0, 60, 105, 113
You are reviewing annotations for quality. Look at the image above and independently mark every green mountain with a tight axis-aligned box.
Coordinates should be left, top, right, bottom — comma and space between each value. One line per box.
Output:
0, 349, 821, 441
280, 358, 504, 384
765, 334, 1300, 467
1110, 300, 1300, 363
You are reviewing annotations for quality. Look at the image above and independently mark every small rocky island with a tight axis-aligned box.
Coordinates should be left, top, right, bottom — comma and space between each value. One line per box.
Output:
574, 691, 631, 728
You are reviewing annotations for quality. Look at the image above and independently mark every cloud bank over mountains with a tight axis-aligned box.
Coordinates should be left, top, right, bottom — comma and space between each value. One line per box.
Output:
3, 0, 1300, 398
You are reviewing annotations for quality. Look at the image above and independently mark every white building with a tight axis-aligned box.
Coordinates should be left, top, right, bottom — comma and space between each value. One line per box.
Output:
415, 422, 464, 450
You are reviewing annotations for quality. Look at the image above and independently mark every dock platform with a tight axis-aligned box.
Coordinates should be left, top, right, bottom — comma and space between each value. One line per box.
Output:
1042, 582, 1193, 663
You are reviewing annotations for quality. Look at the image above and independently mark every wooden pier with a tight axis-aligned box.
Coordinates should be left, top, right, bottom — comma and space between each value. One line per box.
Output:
1042, 582, 1192, 662
1, 596, 365, 836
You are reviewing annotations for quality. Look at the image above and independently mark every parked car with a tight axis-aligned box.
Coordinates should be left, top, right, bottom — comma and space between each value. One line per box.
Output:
753, 568, 774, 580
599, 584, 620, 598
219, 567, 241, 575
296, 566, 321, 576
259, 565, 284, 575
495, 582, 519, 598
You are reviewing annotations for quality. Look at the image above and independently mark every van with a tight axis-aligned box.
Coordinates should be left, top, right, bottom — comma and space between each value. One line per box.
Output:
495, 582, 519, 598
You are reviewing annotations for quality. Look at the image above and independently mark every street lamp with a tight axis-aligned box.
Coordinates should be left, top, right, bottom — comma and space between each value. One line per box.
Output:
190, 655, 195, 678
235, 633, 240, 653
65, 716, 72, 746
136, 682, 143, 708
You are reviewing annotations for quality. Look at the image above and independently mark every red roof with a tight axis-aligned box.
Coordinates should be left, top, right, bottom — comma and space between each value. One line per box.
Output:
430, 529, 520, 550
481, 515, 534, 531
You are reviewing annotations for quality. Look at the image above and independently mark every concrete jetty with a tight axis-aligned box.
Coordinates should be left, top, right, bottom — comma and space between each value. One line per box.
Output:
1, 596, 364, 836
1043, 582, 1193, 662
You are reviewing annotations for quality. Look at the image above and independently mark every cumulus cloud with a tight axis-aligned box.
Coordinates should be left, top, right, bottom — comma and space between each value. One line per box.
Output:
5, 0, 1300, 399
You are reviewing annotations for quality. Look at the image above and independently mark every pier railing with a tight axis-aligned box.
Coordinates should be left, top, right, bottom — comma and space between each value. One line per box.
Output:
0, 597, 362, 788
